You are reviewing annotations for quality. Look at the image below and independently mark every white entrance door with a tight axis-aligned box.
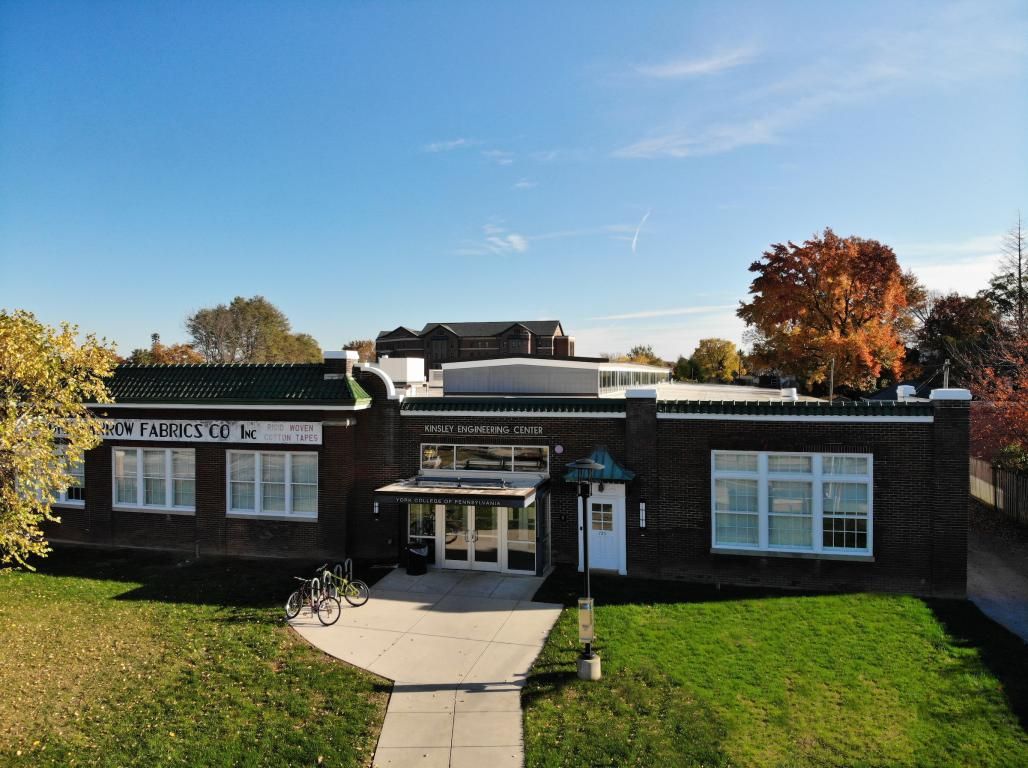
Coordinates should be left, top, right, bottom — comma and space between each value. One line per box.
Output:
578, 485, 626, 574
440, 504, 501, 572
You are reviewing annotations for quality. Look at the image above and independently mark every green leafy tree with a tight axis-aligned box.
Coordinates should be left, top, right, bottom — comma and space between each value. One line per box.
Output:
672, 355, 700, 381
185, 296, 321, 363
691, 338, 743, 382
1, 310, 116, 567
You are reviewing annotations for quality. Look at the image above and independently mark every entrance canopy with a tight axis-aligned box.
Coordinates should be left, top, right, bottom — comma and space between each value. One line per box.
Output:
374, 476, 546, 509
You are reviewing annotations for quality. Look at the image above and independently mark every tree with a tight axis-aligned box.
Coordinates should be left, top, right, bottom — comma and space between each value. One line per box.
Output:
916, 293, 1001, 386
0, 310, 116, 567
185, 296, 321, 363
968, 333, 1028, 461
127, 333, 205, 365
672, 355, 699, 381
345, 339, 376, 362
626, 344, 665, 366
738, 228, 916, 392
690, 338, 743, 382
985, 213, 1026, 335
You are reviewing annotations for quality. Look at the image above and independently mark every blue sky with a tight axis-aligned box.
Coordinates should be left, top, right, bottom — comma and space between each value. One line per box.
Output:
1, 1, 1026, 360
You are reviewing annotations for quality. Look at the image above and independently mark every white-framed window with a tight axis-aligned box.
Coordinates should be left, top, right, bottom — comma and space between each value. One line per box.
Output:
420, 444, 549, 474
227, 451, 318, 518
55, 448, 85, 506
711, 451, 873, 556
112, 448, 196, 512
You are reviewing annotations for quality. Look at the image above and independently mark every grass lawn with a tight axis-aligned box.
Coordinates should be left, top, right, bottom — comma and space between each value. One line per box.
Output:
0, 546, 389, 767
524, 568, 1028, 768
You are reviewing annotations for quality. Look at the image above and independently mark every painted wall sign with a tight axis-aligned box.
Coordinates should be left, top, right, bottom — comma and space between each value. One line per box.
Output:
423, 424, 544, 436
100, 419, 322, 445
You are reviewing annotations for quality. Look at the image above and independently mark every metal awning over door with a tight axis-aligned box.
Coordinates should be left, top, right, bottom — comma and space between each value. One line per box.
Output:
374, 476, 546, 508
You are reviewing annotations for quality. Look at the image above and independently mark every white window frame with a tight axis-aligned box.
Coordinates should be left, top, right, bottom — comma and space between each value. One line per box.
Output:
55, 448, 85, 506
111, 447, 196, 514
710, 450, 873, 557
419, 443, 550, 475
225, 450, 318, 520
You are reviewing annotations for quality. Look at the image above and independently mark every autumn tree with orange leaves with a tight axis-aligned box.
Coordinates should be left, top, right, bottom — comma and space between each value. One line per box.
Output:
738, 229, 921, 392
966, 333, 1028, 463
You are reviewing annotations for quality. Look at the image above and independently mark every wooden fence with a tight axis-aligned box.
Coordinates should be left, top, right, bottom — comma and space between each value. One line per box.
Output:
971, 457, 1028, 526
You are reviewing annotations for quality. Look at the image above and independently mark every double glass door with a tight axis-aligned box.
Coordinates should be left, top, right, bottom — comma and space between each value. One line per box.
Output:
443, 504, 500, 571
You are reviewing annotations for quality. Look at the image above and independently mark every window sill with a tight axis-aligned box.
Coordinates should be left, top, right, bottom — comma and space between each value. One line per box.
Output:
113, 506, 195, 516
226, 512, 318, 523
54, 501, 85, 508
710, 546, 874, 563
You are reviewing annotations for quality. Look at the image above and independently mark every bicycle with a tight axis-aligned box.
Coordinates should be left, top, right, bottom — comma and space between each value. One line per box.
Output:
284, 576, 342, 625
318, 561, 370, 607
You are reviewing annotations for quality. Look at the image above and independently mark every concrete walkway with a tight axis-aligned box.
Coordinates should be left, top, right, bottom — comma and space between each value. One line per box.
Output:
290, 568, 563, 767
968, 527, 1028, 643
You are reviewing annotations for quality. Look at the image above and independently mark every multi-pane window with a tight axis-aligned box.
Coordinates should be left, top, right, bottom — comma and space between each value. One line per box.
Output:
590, 502, 614, 532
54, 448, 85, 505
227, 451, 318, 518
711, 451, 872, 555
420, 444, 549, 473
113, 448, 195, 511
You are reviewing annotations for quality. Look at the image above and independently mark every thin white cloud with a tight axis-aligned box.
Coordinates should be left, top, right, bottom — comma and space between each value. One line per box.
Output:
423, 138, 478, 153
613, 118, 778, 158
636, 47, 756, 79
481, 149, 514, 165
513, 178, 538, 190
456, 223, 529, 256
455, 220, 636, 256
895, 233, 1005, 294
631, 210, 651, 253
593, 304, 737, 321
614, 7, 1028, 159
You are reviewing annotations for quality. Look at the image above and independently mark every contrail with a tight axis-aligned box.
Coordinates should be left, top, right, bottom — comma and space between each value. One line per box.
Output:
631, 210, 651, 254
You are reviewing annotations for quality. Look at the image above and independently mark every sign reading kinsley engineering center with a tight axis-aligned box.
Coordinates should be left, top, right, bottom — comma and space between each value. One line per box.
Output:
100, 419, 322, 445
423, 424, 543, 436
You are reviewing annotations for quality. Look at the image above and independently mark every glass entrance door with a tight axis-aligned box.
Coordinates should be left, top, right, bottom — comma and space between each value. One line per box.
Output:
440, 504, 501, 571
443, 504, 471, 569
472, 506, 500, 570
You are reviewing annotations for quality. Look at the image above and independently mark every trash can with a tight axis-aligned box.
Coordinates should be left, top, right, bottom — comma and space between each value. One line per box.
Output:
406, 542, 429, 576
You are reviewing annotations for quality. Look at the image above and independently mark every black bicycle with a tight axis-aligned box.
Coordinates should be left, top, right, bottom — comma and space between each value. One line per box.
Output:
285, 576, 341, 625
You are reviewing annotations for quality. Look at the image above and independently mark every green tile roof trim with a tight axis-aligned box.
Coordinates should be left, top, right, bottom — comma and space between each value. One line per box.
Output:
97, 364, 371, 405
656, 400, 934, 417
401, 397, 627, 414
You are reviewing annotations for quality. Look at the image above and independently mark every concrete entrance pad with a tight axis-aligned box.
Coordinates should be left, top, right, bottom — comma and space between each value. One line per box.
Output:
291, 567, 562, 768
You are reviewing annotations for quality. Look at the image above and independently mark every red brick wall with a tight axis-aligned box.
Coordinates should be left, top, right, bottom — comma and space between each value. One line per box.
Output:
48, 406, 357, 560
47, 396, 969, 596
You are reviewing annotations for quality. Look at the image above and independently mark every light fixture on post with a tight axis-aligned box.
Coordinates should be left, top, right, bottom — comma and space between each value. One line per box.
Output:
565, 456, 605, 681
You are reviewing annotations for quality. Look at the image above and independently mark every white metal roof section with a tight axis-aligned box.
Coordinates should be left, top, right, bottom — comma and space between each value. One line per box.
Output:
441, 357, 670, 372
654, 382, 823, 402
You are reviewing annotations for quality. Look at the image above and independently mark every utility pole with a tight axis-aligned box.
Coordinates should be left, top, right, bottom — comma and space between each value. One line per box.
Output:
828, 358, 835, 402
943, 358, 951, 389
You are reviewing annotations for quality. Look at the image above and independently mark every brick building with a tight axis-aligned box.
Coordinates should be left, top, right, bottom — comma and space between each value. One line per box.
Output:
375, 321, 574, 374
49, 350, 970, 597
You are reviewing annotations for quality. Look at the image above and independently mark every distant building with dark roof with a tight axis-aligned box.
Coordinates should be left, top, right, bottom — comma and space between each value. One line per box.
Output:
375, 320, 574, 373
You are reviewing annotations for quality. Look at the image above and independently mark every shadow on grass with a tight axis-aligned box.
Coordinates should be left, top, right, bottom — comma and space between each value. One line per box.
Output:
532, 564, 825, 608
533, 566, 1028, 734
21, 543, 389, 610
928, 597, 1028, 730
